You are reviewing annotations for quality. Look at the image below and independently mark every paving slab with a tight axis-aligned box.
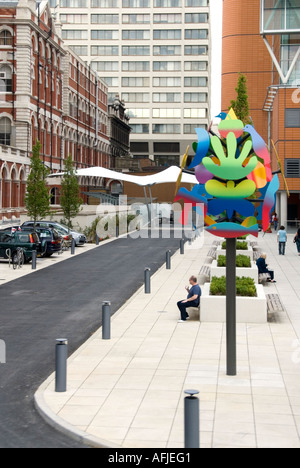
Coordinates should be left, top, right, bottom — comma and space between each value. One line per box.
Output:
35, 232, 300, 448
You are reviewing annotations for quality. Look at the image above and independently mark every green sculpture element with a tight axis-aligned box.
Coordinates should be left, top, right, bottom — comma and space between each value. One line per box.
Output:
203, 132, 258, 181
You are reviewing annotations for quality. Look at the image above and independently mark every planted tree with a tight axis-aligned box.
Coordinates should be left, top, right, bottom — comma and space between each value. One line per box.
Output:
25, 140, 50, 231
230, 74, 251, 124
60, 155, 82, 230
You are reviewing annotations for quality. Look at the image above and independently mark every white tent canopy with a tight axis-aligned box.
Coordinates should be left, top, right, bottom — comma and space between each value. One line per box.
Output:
48, 165, 197, 187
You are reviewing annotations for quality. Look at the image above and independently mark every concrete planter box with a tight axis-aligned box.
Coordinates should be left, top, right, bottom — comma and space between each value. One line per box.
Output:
210, 260, 258, 283
216, 245, 254, 261
200, 282, 267, 323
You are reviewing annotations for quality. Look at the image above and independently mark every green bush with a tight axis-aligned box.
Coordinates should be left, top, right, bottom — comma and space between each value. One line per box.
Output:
217, 254, 251, 268
222, 240, 248, 250
210, 276, 257, 297
83, 214, 137, 243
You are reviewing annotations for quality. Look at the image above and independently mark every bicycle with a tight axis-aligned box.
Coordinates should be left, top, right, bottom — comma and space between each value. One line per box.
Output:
58, 238, 70, 255
12, 247, 25, 270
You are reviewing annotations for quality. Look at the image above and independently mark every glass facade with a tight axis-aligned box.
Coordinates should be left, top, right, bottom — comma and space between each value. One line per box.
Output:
52, 0, 210, 161
261, 0, 300, 33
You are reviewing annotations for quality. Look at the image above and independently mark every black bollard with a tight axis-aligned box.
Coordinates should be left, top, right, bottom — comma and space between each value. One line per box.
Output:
32, 250, 37, 270
71, 238, 76, 255
166, 250, 171, 270
102, 301, 111, 340
184, 389, 200, 448
144, 268, 151, 294
55, 339, 68, 393
180, 239, 185, 255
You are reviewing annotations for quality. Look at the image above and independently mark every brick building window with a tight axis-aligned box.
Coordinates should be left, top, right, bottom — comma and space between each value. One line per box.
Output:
0, 117, 11, 145
0, 30, 13, 46
285, 109, 300, 127
0, 65, 12, 92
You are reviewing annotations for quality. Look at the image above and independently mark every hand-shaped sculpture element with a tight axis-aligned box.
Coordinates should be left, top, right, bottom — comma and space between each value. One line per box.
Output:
202, 132, 258, 180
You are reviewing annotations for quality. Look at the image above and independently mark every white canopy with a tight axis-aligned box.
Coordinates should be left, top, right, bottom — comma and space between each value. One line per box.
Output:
48, 165, 197, 187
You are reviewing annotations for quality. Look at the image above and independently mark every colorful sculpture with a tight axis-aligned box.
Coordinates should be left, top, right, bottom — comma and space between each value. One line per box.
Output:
176, 109, 279, 239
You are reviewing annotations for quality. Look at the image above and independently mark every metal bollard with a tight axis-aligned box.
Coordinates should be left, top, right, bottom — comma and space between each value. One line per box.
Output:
116, 225, 119, 238
166, 250, 171, 270
102, 301, 111, 340
184, 389, 200, 449
144, 267, 151, 294
55, 339, 68, 393
32, 250, 37, 270
180, 239, 185, 255
96, 235, 100, 246
71, 238, 76, 255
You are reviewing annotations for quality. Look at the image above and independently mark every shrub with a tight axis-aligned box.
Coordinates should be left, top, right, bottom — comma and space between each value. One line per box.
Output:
217, 255, 251, 268
210, 276, 257, 297
222, 240, 248, 250
83, 214, 137, 243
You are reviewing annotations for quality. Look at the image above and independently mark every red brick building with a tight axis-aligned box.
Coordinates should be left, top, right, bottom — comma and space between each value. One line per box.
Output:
0, 0, 111, 223
222, 0, 300, 227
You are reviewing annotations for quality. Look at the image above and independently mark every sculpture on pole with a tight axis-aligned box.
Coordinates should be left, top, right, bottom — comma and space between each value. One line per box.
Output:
175, 108, 280, 238
175, 109, 280, 376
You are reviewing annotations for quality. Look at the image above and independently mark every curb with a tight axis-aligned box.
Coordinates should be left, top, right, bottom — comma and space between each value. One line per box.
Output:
34, 247, 183, 448
34, 378, 121, 449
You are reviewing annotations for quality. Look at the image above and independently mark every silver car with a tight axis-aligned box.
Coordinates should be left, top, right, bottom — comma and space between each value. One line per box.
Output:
22, 221, 87, 246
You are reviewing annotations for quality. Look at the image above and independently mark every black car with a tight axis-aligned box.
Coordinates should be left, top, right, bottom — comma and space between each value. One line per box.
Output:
21, 227, 62, 257
0, 230, 39, 263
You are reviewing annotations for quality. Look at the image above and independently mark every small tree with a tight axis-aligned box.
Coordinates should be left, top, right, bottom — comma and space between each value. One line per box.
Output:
230, 74, 251, 124
25, 140, 50, 231
60, 155, 82, 230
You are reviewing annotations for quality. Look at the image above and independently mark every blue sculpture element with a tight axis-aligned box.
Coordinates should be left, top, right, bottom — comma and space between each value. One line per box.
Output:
188, 128, 211, 169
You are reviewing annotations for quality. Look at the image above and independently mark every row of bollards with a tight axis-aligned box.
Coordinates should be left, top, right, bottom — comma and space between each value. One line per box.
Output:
55, 336, 200, 448
144, 239, 185, 294
31, 238, 77, 271
54, 249, 200, 447
55, 300, 112, 392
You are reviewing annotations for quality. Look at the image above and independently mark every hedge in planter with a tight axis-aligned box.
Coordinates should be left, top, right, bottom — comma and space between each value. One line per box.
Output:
217, 254, 251, 268
222, 240, 248, 250
210, 276, 257, 297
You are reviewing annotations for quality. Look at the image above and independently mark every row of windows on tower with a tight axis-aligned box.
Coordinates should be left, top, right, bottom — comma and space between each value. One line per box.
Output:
50, 0, 208, 8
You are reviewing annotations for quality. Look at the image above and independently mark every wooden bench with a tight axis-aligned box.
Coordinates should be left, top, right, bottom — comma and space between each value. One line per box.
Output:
253, 251, 261, 261
212, 241, 220, 246
258, 273, 271, 284
266, 294, 285, 313
198, 265, 211, 285
207, 247, 217, 260
186, 304, 200, 320
199, 265, 211, 278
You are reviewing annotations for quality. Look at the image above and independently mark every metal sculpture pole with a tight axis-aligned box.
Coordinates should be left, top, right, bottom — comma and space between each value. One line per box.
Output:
226, 238, 237, 376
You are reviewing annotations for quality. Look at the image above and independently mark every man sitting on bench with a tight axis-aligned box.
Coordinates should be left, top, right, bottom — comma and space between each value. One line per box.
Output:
256, 253, 276, 283
177, 276, 202, 323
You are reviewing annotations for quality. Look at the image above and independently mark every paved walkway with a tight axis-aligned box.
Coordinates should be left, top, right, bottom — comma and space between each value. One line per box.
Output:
36, 232, 300, 449
0, 243, 98, 286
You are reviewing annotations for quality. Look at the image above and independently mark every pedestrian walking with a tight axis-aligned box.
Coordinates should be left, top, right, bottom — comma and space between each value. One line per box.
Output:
277, 225, 287, 255
294, 227, 300, 256
273, 213, 279, 231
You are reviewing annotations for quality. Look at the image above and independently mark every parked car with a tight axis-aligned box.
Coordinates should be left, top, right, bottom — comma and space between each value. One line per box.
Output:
0, 230, 39, 264
21, 226, 62, 257
22, 221, 86, 246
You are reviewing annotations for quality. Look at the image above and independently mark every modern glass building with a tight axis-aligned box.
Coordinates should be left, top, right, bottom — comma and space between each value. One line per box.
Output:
50, 0, 211, 166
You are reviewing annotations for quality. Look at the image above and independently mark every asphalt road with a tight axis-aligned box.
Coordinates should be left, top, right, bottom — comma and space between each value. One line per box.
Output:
0, 230, 183, 448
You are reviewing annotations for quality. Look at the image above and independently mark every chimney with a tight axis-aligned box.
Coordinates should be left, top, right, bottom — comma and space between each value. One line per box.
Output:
17, 0, 37, 18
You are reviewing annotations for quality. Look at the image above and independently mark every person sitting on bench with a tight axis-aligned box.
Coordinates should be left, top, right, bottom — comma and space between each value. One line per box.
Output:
177, 276, 201, 323
256, 253, 276, 283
